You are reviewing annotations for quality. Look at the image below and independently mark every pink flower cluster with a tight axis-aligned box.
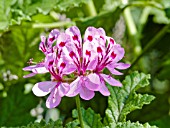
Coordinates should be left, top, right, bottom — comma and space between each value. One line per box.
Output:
23, 26, 130, 108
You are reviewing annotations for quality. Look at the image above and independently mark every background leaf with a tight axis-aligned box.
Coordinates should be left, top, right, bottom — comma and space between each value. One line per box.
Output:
104, 71, 155, 125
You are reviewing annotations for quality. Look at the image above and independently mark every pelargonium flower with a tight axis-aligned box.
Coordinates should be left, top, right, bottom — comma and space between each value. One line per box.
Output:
56, 26, 130, 99
32, 53, 70, 108
23, 26, 130, 108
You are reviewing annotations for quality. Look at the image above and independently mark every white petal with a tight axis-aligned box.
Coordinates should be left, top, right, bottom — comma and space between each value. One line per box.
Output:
32, 81, 57, 97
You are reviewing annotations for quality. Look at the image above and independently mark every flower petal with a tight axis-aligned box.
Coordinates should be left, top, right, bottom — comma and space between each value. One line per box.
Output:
84, 78, 99, 91
32, 81, 57, 97
106, 65, 123, 75
85, 74, 100, 91
58, 83, 70, 97
99, 80, 110, 96
115, 62, 131, 70
79, 86, 95, 100
100, 74, 122, 87
66, 77, 81, 97
23, 73, 36, 78
65, 26, 82, 44
87, 73, 101, 85
46, 89, 61, 108
32, 67, 48, 74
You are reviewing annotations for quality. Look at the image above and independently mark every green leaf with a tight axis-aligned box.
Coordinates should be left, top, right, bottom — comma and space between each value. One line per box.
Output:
71, 107, 103, 128
65, 119, 79, 128
0, 82, 39, 127
21, 119, 63, 128
105, 121, 157, 128
104, 71, 155, 125
55, 0, 90, 12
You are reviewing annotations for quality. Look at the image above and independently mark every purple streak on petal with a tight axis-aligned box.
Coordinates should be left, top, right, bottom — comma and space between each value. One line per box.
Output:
86, 58, 98, 70
32, 81, 57, 97
46, 89, 61, 108
58, 83, 70, 97
66, 77, 81, 97
79, 86, 95, 100
23, 73, 36, 78
100, 74, 122, 87
99, 80, 110, 96
115, 62, 131, 69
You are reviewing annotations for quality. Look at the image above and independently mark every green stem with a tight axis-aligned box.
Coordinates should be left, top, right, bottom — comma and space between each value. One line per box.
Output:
75, 95, 84, 128
32, 21, 75, 28
84, 0, 97, 16
122, 6, 142, 56
123, 1, 164, 10
129, 24, 170, 70
138, 6, 151, 34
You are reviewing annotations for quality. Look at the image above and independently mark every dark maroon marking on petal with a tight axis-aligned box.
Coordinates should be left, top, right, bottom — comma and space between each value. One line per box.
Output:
59, 42, 65, 47
69, 51, 75, 58
73, 35, 78, 41
110, 38, 115, 44
60, 62, 66, 68
100, 36, 104, 40
97, 47, 102, 53
49, 36, 55, 42
85, 50, 91, 57
48, 60, 54, 66
111, 51, 117, 59
87, 35, 93, 42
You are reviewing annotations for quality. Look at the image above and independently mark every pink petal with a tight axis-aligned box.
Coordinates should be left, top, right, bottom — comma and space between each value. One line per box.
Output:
32, 67, 48, 74
66, 77, 81, 97
56, 33, 71, 48
99, 80, 110, 96
100, 74, 122, 87
58, 83, 70, 97
86, 57, 98, 70
85, 77, 99, 91
79, 86, 95, 100
65, 26, 82, 44
62, 63, 77, 74
84, 74, 100, 91
87, 73, 101, 85
46, 89, 61, 108
23, 73, 36, 78
106, 65, 123, 75
111, 44, 125, 63
23, 64, 44, 71
115, 62, 130, 69
32, 81, 57, 97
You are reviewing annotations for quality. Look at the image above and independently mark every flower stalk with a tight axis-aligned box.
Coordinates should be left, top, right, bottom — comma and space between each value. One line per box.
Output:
75, 95, 84, 128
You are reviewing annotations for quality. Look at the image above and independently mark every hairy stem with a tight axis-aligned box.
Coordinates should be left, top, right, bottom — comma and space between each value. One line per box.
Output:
84, 0, 97, 16
122, 6, 142, 56
32, 21, 75, 28
75, 95, 84, 128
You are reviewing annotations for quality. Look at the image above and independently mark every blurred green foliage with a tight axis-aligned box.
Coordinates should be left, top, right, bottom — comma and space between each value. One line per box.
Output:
0, 0, 170, 127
